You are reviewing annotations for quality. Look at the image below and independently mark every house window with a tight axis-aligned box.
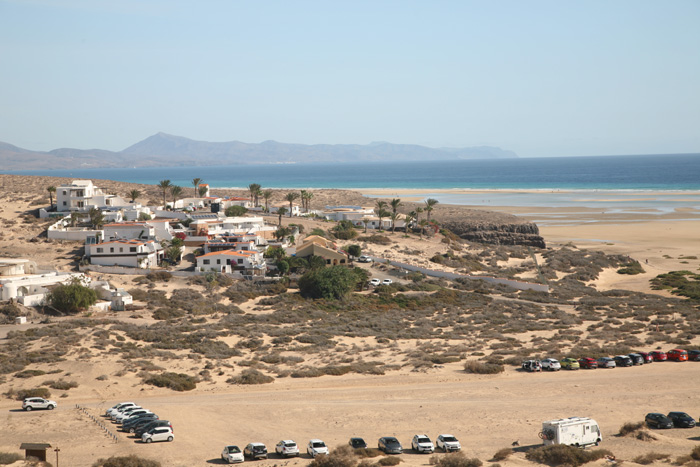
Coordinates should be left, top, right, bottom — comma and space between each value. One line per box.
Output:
216, 259, 221, 264
96, 248, 103, 253
110, 247, 114, 253
326, 259, 331, 264
237, 259, 243, 264
119, 248, 123, 252
62, 201, 67, 206
203, 259, 210, 265
130, 247, 136, 252
340, 259, 346, 264
62, 191, 67, 195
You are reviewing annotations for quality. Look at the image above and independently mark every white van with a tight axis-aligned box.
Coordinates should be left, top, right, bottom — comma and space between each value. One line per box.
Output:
539, 417, 602, 447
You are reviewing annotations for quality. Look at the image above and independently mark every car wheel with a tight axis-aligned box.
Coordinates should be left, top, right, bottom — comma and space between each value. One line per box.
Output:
130, 428, 135, 433
167, 436, 173, 442
146, 438, 152, 443
25, 406, 32, 411
48, 405, 55, 410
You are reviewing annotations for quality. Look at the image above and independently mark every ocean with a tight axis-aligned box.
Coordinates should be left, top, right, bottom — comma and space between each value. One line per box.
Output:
6, 153, 700, 210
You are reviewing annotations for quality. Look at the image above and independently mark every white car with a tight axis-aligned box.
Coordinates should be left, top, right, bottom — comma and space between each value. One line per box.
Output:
106, 402, 135, 417
111, 405, 142, 421
541, 358, 562, 371
221, 445, 244, 463
358, 255, 372, 263
411, 434, 434, 453
276, 440, 300, 457
370, 279, 381, 286
119, 409, 152, 425
435, 434, 461, 452
142, 426, 174, 443
307, 439, 329, 457
113, 406, 145, 422
382, 279, 393, 285
22, 397, 57, 411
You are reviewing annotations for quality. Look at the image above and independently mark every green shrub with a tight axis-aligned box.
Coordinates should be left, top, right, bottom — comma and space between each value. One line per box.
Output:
464, 360, 504, 374
152, 307, 185, 320
298, 266, 365, 300
44, 278, 97, 314
617, 261, 645, 275
44, 379, 78, 390
227, 369, 274, 385
633, 452, 670, 465
225, 205, 248, 217
430, 452, 482, 467
92, 455, 162, 467
0, 452, 22, 464
144, 372, 197, 391
14, 369, 46, 378
525, 445, 613, 466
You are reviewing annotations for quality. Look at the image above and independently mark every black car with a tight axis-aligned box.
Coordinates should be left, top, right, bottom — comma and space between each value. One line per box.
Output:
668, 412, 696, 428
244, 443, 268, 460
349, 437, 368, 449
645, 413, 673, 429
378, 437, 403, 455
124, 414, 160, 433
628, 353, 644, 365
613, 355, 633, 367
689, 350, 700, 361
135, 420, 172, 438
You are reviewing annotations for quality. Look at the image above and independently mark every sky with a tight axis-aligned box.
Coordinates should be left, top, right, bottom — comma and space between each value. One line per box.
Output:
1, 0, 699, 158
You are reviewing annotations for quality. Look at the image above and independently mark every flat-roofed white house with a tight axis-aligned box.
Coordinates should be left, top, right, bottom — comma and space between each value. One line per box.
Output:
269, 202, 300, 217
88, 239, 163, 268
56, 180, 130, 212
0, 271, 88, 306
322, 205, 375, 222
196, 250, 266, 275
203, 239, 258, 254
0, 258, 38, 276
103, 222, 156, 241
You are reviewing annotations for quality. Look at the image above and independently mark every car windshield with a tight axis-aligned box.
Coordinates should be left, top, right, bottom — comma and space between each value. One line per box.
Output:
442, 436, 457, 442
352, 439, 365, 446
286, 443, 297, 448
253, 446, 265, 452
227, 446, 241, 453
313, 442, 326, 448
417, 437, 430, 443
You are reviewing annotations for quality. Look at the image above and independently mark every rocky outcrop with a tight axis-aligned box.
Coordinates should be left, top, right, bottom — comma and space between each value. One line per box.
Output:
441, 221, 546, 248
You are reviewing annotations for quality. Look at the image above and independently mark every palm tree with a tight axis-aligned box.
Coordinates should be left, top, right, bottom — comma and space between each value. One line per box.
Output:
403, 212, 415, 237
198, 185, 209, 197
128, 189, 141, 203
376, 208, 390, 231
262, 190, 273, 211
285, 192, 300, 217
158, 180, 172, 206
89, 207, 105, 229
390, 212, 400, 234
47, 186, 56, 210
390, 198, 402, 215
192, 178, 202, 198
248, 183, 261, 207
418, 219, 429, 239
170, 185, 183, 204
277, 206, 288, 226
424, 198, 439, 223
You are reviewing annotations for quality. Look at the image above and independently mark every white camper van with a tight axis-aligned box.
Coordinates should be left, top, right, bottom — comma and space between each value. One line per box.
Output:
539, 417, 602, 447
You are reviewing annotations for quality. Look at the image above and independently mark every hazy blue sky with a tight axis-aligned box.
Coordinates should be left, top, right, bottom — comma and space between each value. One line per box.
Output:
1, 0, 699, 157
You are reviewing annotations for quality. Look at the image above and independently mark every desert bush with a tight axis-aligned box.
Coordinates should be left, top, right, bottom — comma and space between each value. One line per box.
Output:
651, 271, 700, 300
691, 446, 700, 461
491, 449, 512, 462
0, 452, 22, 464
6, 387, 51, 400
92, 455, 162, 467
525, 445, 613, 467
430, 452, 482, 467
377, 457, 402, 466
354, 449, 386, 458
298, 266, 365, 300
15, 369, 46, 378
152, 308, 185, 320
146, 271, 172, 282
44, 379, 78, 390
619, 421, 644, 436
227, 369, 274, 385
358, 235, 392, 245
143, 372, 197, 391
617, 261, 645, 275
464, 360, 504, 374
633, 452, 670, 465
43, 278, 97, 314
309, 445, 356, 467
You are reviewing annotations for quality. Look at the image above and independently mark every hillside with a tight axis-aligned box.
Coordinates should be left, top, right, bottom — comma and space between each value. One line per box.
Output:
0, 132, 517, 170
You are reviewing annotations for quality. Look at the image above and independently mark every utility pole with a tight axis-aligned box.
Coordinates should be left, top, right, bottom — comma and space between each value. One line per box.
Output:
54, 446, 60, 467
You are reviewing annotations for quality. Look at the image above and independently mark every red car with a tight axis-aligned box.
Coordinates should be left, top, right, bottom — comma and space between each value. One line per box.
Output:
638, 352, 654, 363
650, 351, 667, 361
667, 349, 688, 362
578, 357, 598, 369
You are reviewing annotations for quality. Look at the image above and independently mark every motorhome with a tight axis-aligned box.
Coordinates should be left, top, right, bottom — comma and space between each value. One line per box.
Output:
539, 417, 602, 447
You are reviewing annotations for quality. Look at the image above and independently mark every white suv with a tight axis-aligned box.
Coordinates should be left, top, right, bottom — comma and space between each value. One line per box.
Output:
275, 440, 300, 457
22, 397, 57, 411
412, 435, 434, 453
307, 439, 329, 457
142, 426, 174, 443
436, 434, 461, 452
541, 358, 561, 371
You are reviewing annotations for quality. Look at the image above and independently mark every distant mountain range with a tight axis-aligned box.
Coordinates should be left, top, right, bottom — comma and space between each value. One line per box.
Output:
0, 133, 517, 170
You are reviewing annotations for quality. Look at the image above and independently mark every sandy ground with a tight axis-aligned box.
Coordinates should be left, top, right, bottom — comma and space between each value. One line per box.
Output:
2, 176, 700, 466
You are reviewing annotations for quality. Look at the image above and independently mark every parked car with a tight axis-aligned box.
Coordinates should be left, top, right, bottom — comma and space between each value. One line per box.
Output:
541, 358, 561, 371
111, 405, 143, 421
118, 409, 151, 424
122, 413, 159, 432
275, 440, 300, 458
645, 413, 674, 429
142, 426, 174, 443
650, 351, 667, 361
370, 279, 381, 286
135, 420, 172, 438
667, 349, 689, 362
596, 357, 616, 368
578, 357, 598, 369
357, 256, 372, 263
307, 440, 329, 457
560, 358, 580, 370
411, 435, 434, 453
435, 434, 461, 452
244, 443, 268, 460
613, 355, 633, 367
22, 397, 57, 411
638, 352, 654, 363
668, 412, 696, 428
378, 437, 403, 454
106, 402, 135, 417
382, 279, 393, 285
628, 353, 644, 365
221, 445, 244, 464
125, 416, 161, 434
349, 438, 368, 449
522, 360, 542, 372
689, 350, 700, 361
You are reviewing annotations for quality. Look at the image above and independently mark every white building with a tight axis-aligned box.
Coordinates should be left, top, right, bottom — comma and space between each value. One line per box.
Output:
56, 180, 130, 212
196, 250, 265, 275
103, 222, 156, 241
0, 271, 88, 306
88, 239, 163, 268
322, 205, 375, 222
269, 202, 301, 217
